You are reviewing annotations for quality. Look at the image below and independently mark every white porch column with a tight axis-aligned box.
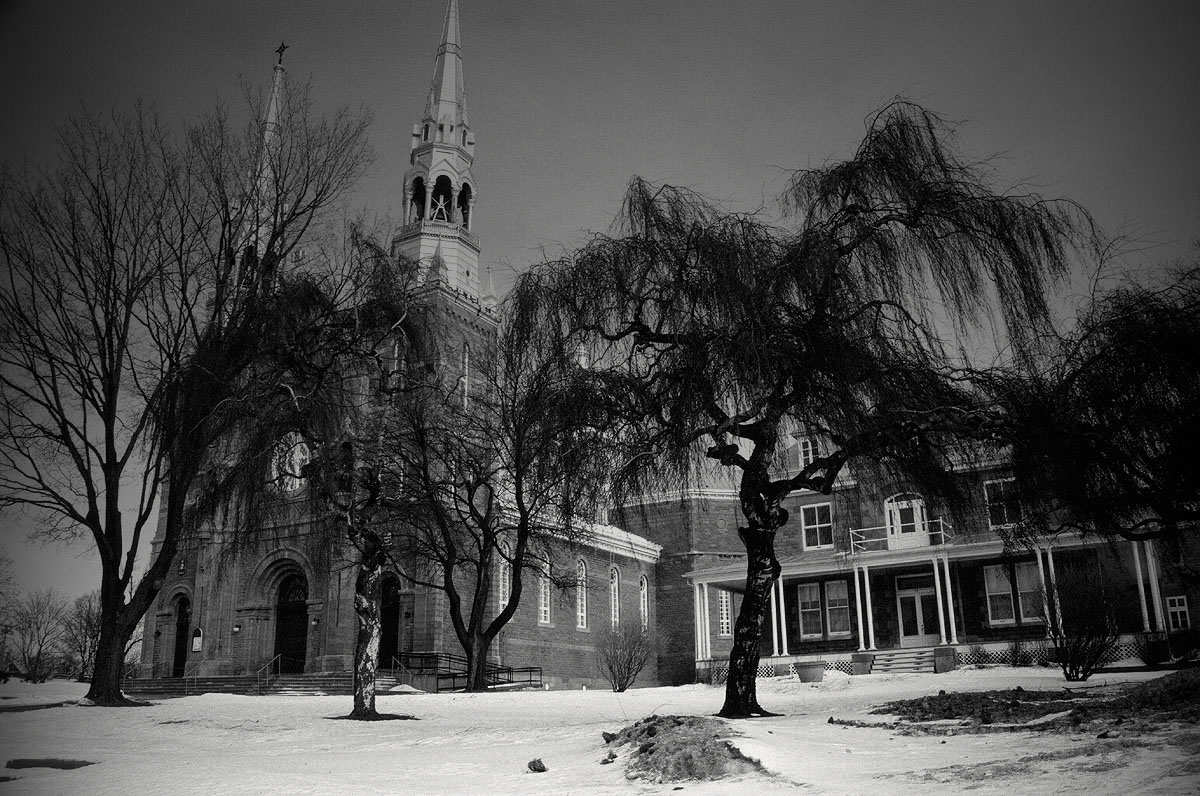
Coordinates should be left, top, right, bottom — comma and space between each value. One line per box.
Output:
692, 584, 704, 661
1035, 548, 1053, 635
777, 579, 790, 656
1046, 546, 1063, 630
769, 585, 780, 657
931, 557, 947, 644
862, 564, 877, 650
941, 555, 959, 644
853, 566, 866, 651
701, 584, 712, 660
1131, 540, 1151, 631
1145, 542, 1167, 632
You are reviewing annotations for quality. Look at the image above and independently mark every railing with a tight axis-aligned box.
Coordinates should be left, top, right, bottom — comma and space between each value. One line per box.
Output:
396, 651, 543, 692
848, 518, 953, 553
183, 659, 211, 695
381, 656, 413, 687
256, 654, 282, 695
393, 219, 479, 249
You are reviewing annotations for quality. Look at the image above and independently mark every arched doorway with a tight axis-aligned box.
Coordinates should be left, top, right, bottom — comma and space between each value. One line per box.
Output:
379, 576, 401, 668
171, 596, 191, 678
274, 573, 309, 674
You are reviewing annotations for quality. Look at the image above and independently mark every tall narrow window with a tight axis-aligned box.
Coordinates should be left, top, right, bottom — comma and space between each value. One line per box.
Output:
1168, 596, 1191, 630
797, 437, 816, 468
639, 576, 650, 631
984, 479, 1021, 528
825, 581, 851, 636
717, 590, 732, 637
461, 345, 470, 408
538, 568, 551, 625
1014, 562, 1043, 621
984, 565, 1015, 624
801, 503, 834, 549
497, 542, 511, 610
575, 559, 588, 629
609, 567, 621, 627
798, 583, 822, 638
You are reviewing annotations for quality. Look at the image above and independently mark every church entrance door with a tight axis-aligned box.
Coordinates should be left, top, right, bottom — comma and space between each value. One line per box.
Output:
379, 576, 401, 668
274, 573, 309, 674
171, 596, 191, 678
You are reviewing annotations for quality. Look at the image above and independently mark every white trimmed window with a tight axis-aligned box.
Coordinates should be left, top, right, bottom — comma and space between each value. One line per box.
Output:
984, 478, 1021, 528
639, 576, 650, 631
538, 568, 551, 625
797, 437, 816, 468
801, 503, 833, 549
984, 565, 1016, 624
798, 583, 823, 638
984, 562, 1043, 625
1168, 596, 1191, 630
609, 566, 621, 627
497, 543, 511, 610
717, 590, 732, 637
575, 559, 588, 629
825, 580, 851, 636
1014, 562, 1043, 621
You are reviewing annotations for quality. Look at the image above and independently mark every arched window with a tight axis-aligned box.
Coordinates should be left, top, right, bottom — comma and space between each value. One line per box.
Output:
537, 567, 551, 625
497, 542, 511, 610
461, 345, 470, 408
639, 575, 649, 631
457, 182, 473, 230
575, 559, 588, 629
609, 566, 621, 628
431, 175, 453, 221
410, 177, 426, 221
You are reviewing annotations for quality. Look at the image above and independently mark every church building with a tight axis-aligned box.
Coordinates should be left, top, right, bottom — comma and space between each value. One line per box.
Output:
135, 0, 1196, 694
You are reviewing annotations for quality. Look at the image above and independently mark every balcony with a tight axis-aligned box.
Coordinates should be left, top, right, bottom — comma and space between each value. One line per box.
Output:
393, 219, 479, 250
848, 518, 953, 554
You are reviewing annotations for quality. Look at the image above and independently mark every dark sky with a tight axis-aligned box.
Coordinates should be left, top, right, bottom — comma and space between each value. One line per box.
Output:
2, 0, 1198, 593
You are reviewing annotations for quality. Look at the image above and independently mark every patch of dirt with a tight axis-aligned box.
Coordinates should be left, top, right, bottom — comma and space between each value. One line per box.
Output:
866, 669, 1200, 732
5, 759, 96, 770
602, 715, 765, 784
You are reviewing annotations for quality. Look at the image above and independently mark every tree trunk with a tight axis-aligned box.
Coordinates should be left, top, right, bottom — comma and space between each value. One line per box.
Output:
718, 523, 781, 718
350, 540, 385, 718
464, 633, 492, 692
85, 608, 138, 706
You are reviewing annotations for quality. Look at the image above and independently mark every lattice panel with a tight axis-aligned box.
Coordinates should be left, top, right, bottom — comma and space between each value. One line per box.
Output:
825, 660, 855, 675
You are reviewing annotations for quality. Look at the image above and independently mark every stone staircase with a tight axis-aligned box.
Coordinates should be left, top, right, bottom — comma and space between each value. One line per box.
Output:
122, 672, 403, 699
868, 648, 937, 674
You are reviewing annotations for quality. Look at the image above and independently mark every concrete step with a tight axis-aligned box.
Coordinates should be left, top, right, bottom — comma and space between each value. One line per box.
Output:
122, 673, 403, 698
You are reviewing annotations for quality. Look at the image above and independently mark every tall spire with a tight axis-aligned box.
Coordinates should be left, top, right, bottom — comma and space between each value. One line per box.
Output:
424, 0, 468, 130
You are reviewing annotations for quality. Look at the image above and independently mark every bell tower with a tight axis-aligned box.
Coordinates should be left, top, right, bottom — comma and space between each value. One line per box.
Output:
396, 0, 493, 306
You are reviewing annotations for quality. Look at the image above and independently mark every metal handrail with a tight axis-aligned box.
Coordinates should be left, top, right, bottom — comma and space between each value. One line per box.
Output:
256, 654, 282, 694
382, 656, 413, 686
183, 658, 210, 695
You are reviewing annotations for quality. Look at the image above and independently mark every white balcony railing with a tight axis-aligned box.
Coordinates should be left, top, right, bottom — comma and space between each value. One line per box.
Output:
848, 518, 953, 553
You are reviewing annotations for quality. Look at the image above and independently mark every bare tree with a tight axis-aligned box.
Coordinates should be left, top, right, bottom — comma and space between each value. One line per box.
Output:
1046, 558, 1121, 681
62, 590, 103, 681
596, 621, 662, 692
383, 318, 616, 692
10, 589, 67, 681
510, 101, 1095, 717
0, 82, 371, 704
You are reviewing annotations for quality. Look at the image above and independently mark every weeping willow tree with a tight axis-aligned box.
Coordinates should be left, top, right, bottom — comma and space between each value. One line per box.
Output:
992, 262, 1200, 563
510, 101, 1097, 717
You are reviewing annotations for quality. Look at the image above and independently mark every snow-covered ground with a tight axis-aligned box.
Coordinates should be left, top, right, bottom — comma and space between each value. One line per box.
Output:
0, 667, 1196, 795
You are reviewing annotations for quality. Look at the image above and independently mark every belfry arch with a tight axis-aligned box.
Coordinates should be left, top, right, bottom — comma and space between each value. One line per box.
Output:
410, 176, 427, 222
457, 182, 473, 230
430, 175, 453, 221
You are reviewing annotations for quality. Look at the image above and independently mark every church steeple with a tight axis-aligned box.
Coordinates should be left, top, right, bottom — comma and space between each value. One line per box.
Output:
397, 0, 488, 308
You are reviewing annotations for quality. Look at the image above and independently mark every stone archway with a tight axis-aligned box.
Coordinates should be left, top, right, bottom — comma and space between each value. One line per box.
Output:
273, 572, 309, 674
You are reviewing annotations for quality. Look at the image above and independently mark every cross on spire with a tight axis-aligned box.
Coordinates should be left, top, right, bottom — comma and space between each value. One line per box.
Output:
276, 41, 289, 65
